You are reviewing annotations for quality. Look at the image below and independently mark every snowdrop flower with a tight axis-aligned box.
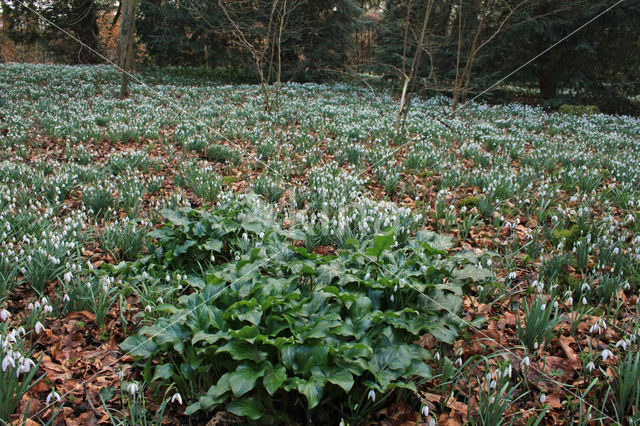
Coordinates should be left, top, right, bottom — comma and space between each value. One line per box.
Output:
63, 294, 70, 303
521, 356, 530, 367
434, 352, 440, 361
165, 274, 170, 282
390, 295, 394, 302
428, 418, 436, 426
126, 382, 140, 395
2, 355, 15, 371
504, 364, 513, 378
367, 389, 376, 402
46, 390, 61, 404
34, 321, 45, 334
601, 349, 614, 361
171, 393, 183, 405
539, 393, 546, 404
144, 305, 153, 313
0, 308, 10, 321
615, 339, 629, 350
455, 357, 462, 367
421, 405, 429, 417
508, 271, 517, 280
586, 361, 595, 372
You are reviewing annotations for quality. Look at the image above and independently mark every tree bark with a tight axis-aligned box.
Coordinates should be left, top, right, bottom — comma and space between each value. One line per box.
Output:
119, 0, 139, 99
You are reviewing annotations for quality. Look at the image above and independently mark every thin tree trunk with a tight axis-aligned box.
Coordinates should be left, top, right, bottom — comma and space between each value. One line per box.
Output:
396, 0, 434, 135
118, 0, 139, 99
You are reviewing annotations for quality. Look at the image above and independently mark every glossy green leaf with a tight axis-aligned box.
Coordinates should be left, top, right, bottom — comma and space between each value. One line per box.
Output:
226, 397, 264, 420
229, 364, 266, 397
263, 365, 287, 396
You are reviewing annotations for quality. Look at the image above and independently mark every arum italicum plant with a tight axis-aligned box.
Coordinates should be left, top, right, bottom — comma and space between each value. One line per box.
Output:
119, 197, 490, 423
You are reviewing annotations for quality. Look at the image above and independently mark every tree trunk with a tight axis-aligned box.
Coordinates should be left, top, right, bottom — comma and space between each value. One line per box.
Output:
538, 73, 556, 100
119, 0, 139, 99
76, 0, 100, 64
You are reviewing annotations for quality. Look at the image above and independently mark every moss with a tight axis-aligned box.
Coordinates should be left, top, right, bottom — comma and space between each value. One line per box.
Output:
558, 104, 601, 116
222, 175, 236, 185
458, 196, 479, 210
551, 224, 582, 250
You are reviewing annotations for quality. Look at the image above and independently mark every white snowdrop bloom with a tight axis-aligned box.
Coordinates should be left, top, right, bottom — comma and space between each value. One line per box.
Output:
615, 339, 628, 350
144, 305, 153, 313
126, 382, 140, 395
428, 418, 436, 426
508, 271, 517, 280
367, 389, 376, 402
46, 390, 61, 404
171, 393, 183, 405
421, 405, 429, 417
34, 322, 45, 334
0, 309, 10, 321
63, 294, 71, 303
601, 349, 614, 361
434, 352, 440, 361
521, 357, 530, 370
587, 361, 595, 372
2, 355, 15, 371
63, 271, 73, 282
390, 295, 394, 302
539, 393, 546, 404
165, 275, 171, 282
